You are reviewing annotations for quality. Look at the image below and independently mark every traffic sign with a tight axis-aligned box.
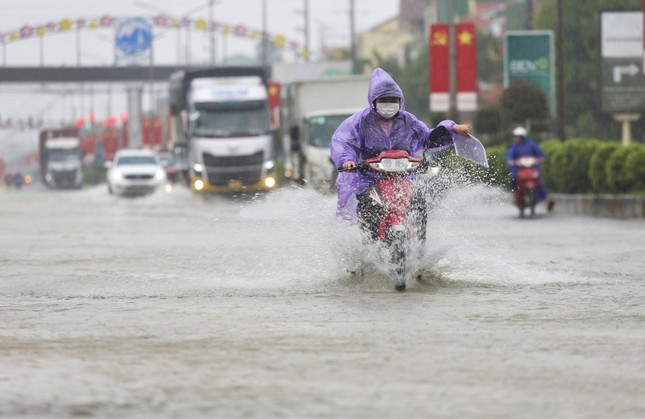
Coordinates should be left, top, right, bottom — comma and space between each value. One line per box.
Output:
115, 17, 152, 65
600, 11, 645, 113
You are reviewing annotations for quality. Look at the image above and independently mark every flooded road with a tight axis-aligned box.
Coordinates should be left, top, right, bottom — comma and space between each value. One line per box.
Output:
1, 184, 644, 418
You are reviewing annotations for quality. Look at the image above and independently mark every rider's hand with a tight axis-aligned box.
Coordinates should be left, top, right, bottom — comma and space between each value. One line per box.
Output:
342, 161, 357, 170
454, 124, 473, 136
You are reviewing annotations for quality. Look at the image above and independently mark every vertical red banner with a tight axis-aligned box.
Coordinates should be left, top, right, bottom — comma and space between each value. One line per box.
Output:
429, 24, 450, 112
643, 0, 645, 75
267, 81, 281, 130
455, 22, 478, 112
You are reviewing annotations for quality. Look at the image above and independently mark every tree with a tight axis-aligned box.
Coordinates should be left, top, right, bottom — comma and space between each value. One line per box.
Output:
500, 80, 549, 129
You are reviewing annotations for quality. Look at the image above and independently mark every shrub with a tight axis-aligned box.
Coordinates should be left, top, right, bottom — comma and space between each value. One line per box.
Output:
624, 144, 645, 193
605, 146, 633, 193
589, 142, 620, 193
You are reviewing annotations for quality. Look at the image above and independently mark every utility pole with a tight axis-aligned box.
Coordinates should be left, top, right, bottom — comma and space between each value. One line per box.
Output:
209, 0, 215, 65
349, 0, 357, 73
556, 0, 565, 141
262, 0, 267, 66
448, 0, 458, 121
303, 0, 310, 62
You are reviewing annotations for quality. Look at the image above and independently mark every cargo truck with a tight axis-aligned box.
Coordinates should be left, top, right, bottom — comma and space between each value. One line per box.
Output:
281, 75, 370, 191
169, 67, 279, 193
39, 128, 83, 189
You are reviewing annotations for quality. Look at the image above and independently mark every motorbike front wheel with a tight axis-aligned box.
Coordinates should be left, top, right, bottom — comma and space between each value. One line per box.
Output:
388, 230, 408, 292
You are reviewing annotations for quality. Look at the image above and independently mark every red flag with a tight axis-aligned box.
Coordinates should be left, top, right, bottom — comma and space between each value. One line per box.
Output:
429, 24, 450, 112
455, 22, 477, 112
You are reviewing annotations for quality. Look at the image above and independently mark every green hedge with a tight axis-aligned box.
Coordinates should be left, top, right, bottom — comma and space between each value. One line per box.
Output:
543, 140, 645, 194
447, 139, 645, 194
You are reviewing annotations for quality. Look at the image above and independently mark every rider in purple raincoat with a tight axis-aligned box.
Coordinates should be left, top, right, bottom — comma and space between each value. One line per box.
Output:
330, 67, 472, 222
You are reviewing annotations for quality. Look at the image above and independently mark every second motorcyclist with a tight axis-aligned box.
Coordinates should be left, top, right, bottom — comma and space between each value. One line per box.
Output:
505, 126, 555, 212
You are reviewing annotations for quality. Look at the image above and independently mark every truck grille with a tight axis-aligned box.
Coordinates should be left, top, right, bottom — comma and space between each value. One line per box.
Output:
52, 169, 77, 183
203, 151, 263, 186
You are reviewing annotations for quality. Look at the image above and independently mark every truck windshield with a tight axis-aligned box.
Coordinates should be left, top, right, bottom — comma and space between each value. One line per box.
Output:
49, 148, 80, 162
190, 101, 270, 138
307, 115, 351, 148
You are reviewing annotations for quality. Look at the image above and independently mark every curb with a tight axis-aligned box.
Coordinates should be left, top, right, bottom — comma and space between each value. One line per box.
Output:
551, 193, 645, 219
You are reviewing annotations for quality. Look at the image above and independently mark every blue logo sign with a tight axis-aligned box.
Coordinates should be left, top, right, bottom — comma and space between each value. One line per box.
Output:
115, 18, 152, 58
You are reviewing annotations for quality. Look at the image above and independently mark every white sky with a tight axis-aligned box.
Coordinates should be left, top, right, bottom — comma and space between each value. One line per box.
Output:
0, 0, 398, 161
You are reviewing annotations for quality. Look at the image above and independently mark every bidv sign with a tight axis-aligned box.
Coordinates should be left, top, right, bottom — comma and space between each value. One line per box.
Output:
509, 57, 550, 75
115, 17, 153, 65
503, 31, 555, 116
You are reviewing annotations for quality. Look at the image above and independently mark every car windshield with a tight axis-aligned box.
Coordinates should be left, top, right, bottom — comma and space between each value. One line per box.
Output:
307, 115, 351, 148
116, 156, 157, 166
189, 100, 270, 138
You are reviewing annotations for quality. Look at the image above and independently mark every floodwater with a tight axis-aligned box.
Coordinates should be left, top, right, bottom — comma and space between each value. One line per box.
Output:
1, 182, 644, 418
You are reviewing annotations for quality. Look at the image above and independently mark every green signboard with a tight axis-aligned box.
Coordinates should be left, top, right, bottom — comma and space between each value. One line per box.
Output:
503, 31, 555, 116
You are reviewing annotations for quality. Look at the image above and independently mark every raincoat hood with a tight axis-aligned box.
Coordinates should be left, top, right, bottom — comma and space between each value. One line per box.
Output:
368, 68, 405, 115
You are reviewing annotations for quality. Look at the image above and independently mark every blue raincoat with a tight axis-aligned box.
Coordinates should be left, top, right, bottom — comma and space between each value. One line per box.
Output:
330, 67, 456, 221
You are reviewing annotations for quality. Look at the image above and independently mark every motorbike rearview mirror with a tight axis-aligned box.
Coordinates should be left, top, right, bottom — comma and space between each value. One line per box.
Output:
428, 125, 450, 148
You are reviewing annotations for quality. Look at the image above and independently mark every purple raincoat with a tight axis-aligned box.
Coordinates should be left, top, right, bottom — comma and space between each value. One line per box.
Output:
330, 67, 456, 221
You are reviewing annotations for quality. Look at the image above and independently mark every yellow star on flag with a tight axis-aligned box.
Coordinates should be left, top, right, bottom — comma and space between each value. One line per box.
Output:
458, 30, 473, 45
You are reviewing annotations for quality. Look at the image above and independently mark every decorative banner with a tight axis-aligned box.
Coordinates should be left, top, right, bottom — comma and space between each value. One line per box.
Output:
504, 31, 555, 116
3, 15, 305, 56
429, 24, 450, 112
455, 22, 477, 112
643, 0, 645, 75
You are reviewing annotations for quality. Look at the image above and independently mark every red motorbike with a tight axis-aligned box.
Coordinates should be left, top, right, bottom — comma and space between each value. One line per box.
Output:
511, 156, 541, 218
350, 149, 429, 291
339, 128, 488, 292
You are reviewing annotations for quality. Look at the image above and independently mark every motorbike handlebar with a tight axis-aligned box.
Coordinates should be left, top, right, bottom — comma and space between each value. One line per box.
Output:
337, 161, 369, 173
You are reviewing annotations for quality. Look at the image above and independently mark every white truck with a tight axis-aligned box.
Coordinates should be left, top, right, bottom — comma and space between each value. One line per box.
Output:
39, 130, 83, 189
169, 67, 279, 193
281, 75, 371, 191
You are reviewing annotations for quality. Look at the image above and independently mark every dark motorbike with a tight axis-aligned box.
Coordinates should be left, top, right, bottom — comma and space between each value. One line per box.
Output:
511, 156, 541, 218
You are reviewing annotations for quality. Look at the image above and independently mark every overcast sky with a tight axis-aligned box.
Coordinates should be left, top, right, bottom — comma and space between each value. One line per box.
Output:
0, 0, 398, 161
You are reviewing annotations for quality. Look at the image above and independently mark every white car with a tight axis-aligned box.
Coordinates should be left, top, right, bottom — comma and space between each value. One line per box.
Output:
105, 149, 166, 196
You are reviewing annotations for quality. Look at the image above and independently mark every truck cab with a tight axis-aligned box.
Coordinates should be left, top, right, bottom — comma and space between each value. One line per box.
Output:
43, 137, 83, 188
170, 67, 278, 193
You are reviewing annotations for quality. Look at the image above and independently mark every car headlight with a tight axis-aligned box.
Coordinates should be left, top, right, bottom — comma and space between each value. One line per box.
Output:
264, 160, 275, 171
112, 170, 123, 180
155, 169, 165, 181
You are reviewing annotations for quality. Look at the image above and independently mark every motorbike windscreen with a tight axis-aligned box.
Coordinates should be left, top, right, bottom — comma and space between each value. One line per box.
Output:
453, 133, 489, 168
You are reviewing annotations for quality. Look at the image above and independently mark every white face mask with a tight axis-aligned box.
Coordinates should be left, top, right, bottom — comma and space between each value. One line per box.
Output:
375, 102, 399, 119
